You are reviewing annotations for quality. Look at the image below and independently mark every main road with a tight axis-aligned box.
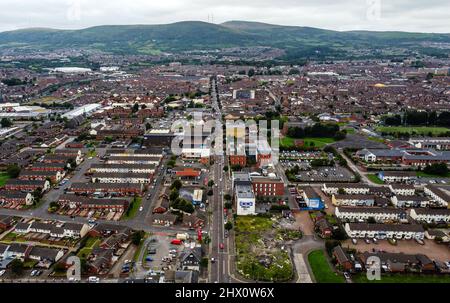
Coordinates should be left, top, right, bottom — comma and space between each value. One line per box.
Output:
208, 77, 234, 283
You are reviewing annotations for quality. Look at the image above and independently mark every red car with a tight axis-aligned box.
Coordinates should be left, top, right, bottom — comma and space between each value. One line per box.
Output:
219, 243, 224, 250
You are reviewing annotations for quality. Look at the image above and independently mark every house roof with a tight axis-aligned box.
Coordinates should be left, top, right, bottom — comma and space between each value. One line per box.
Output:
348, 223, 424, 233
28, 246, 61, 261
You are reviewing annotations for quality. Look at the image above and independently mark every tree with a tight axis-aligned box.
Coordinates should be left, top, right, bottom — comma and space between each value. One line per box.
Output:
10, 259, 24, 276
224, 202, 233, 209
6, 164, 21, 178
169, 189, 180, 202
170, 180, 182, 191
132, 103, 140, 113
208, 180, 215, 187
423, 163, 449, 176
225, 222, 233, 231
207, 189, 214, 196
224, 194, 232, 201
200, 258, 209, 268
247, 69, 255, 77
145, 123, 152, 131
1, 118, 12, 128
131, 231, 145, 245
367, 217, 377, 224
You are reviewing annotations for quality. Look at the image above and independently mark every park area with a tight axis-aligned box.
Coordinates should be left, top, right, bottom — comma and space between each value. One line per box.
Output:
308, 250, 345, 283
376, 126, 450, 136
235, 215, 301, 282
281, 136, 336, 149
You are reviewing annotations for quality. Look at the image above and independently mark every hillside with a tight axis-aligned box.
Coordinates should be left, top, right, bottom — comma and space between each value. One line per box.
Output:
0, 20, 449, 58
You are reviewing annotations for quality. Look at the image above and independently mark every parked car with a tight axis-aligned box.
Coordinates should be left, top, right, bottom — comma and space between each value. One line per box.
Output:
415, 238, 425, 245
343, 272, 351, 280
219, 243, 224, 250
365, 238, 371, 244
88, 276, 100, 283
0, 270, 6, 277
351, 238, 358, 245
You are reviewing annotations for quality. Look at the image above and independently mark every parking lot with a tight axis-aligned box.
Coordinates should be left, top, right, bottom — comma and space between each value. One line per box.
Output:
295, 166, 355, 182
343, 238, 450, 261
140, 234, 185, 273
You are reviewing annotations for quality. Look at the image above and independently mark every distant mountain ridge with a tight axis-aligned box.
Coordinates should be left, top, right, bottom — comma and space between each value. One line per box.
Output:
0, 20, 449, 58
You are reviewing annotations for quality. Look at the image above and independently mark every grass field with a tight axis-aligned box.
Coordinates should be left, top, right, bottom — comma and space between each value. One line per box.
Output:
0, 172, 10, 186
308, 250, 345, 283
281, 137, 336, 149
367, 174, 385, 184
376, 126, 450, 136
122, 197, 142, 220
353, 273, 450, 283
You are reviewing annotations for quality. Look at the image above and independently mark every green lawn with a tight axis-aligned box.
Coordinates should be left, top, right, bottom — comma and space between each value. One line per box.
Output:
77, 236, 100, 259
353, 273, 450, 283
87, 150, 97, 158
281, 137, 336, 149
367, 174, 385, 184
308, 250, 345, 283
376, 126, 450, 136
0, 172, 10, 186
122, 197, 142, 220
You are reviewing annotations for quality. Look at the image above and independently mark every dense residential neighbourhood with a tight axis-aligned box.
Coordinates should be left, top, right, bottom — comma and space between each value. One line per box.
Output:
0, 8, 449, 287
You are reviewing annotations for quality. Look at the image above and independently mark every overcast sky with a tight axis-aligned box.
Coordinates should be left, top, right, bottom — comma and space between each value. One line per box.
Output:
0, 0, 449, 33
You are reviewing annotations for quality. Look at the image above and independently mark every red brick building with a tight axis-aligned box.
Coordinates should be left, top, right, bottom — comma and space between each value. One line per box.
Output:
251, 176, 285, 196
229, 155, 246, 167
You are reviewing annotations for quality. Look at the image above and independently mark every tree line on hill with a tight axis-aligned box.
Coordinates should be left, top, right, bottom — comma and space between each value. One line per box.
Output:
383, 111, 450, 127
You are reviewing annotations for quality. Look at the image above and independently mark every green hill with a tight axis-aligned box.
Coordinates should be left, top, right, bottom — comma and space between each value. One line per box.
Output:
0, 20, 449, 58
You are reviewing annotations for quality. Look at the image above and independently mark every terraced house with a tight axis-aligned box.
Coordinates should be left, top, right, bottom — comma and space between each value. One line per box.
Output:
410, 208, 450, 223
336, 207, 407, 223
344, 223, 425, 240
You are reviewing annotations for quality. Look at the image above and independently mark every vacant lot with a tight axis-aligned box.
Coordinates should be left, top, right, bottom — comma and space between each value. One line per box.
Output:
235, 216, 295, 282
376, 126, 450, 136
308, 250, 345, 283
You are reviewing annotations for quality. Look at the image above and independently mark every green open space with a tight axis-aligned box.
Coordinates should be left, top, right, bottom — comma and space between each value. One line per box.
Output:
0, 172, 11, 186
367, 174, 385, 184
281, 137, 336, 149
308, 250, 345, 283
376, 126, 450, 136
122, 197, 142, 220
